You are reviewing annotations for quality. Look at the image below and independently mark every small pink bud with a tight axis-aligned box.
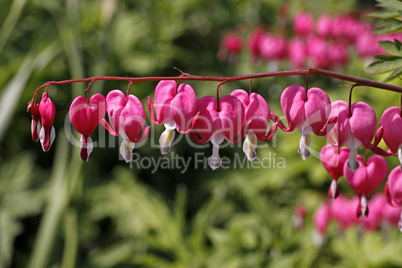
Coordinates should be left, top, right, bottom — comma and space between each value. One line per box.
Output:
39, 92, 56, 152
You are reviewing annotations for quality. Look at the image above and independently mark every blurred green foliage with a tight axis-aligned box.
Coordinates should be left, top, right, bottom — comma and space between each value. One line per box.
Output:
1, 0, 402, 267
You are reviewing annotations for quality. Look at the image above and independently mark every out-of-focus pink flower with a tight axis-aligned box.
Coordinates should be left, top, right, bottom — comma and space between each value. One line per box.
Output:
259, 34, 287, 61
328, 41, 348, 68
331, 195, 358, 230
218, 33, 243, 63
359, 193, 386, 231
313, 203, 331, 246
247, 27, 264, 64
316, 14, 332, 37
288, 37, 307, 68
293, 12, 314, 36
307, 35, 329, 68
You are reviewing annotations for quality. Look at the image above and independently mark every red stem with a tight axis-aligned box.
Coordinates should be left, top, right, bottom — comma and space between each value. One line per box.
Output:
30, 67, 402, 103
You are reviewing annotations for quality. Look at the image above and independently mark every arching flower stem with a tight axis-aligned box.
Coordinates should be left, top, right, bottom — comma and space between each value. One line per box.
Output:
29, 67, 402, 106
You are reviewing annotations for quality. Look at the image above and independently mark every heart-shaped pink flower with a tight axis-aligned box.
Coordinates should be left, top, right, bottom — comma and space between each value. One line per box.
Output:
313, 203, 331, 246
330, 195, 358, 230
30, 103, 41, 142
69, 94, 106, 161
327, 100, 377, 171
39, 92, 56, 152
320, 144, 350, 199
343, 154, 388, 217
190, 95, 245, 169
231, 89, 273, 161
148, 80, 198, 154
105, 90, 150, 162
380, 106, 402, 164
281, 85, 331, 160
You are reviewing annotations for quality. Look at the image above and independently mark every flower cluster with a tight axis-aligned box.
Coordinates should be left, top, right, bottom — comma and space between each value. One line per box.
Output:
218, 12, 402, 69
28, 70, 402, 231
312, 193, 402, 245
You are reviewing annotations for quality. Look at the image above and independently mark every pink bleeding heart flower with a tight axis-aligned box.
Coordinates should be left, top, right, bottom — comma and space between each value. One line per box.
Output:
320, 144, 350, 199
330, 195, 358, 231
294, 205, 307, 231
379, 106, 402, 164
69, 94, 106, 161
358, 193, 386, 231
313, 203, 331, 246
218, 33, 243, 64
384, 166, 402, 231
306, 35, 329, 68
259, 34, 287, 71
231, 89, 274, 161
148, 80, 198, 154
190, 95, 245, 170
247, 27, 264, 64
293, 12, 314, 36
327, 100, 377, 172
105, 90, 150, 163
280, 85, 331, 160
288, 37, 307, 68
39, 92, 56, 152
343, 154, 388, 217
30, 102, 41, 142
316, 14, 332, 37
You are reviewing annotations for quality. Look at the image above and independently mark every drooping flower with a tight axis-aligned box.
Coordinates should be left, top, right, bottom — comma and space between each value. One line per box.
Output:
288, 37, 307, 68
330, 195, 358, 231
231, 89, 275, 161
293, 12, 314, 36
30, 102, 41, 142
104, 90, 150, 162
69, 94, 106, 161
39, 92, 56, 152
190, 95, 245, 170
218, 33, 243, 64
316, 14, 332, 37
379, 106, 402, 164
259, 34, 287, 71
148, 80, 198, 154
306, 35, 329, 68
343, 154, 388, 217
247, 27, 264, 64
320, 144, 350, 199
384, 166, 402, 229
313, 203, 331, 246
358, 193, 386, 231
280, 85, 331, 160
327, 100, 377, 171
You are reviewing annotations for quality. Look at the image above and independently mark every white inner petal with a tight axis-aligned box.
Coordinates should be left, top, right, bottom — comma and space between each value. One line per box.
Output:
347, 148, 359, 172
398, 144, 402, 166
243, 130, 257, 161
208, 133, 224, 170
360, 195, 367, 217
159, 124, 176, 155
298, 133, 311, 160
120, 138, 135, 163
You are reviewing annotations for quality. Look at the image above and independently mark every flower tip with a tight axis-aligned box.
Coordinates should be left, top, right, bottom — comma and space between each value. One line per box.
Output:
328, 180, 339, 200
208, 156, 221, 170
160, 145, 170, 155
347, 158, 359, 172
80, 136, 93, 162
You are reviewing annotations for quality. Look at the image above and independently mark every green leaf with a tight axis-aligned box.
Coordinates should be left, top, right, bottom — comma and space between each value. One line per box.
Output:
377, 0, 402, 11
369, 9, 399, 19
373, 19, 402, 34
384, 65, 402, 81
379, 40, 402, 56
367, 57, 402, 74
